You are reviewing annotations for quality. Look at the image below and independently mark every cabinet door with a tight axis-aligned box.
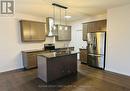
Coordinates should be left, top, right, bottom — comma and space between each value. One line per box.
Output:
96, 20, 106, 32
87, 22, 95, 33
80, 49, 87, 63
83, 22, 95, 41
20, 20, 46, 42
66, 55, 77, 74
27, 53, 37, 69
100, 20, 107, 31
22, 51, 44, 69
83, 23, 87, 41
20, 21, 31, 42
47, 59, 63, 81
31, 22, 45, 41
59, 54, 77, 76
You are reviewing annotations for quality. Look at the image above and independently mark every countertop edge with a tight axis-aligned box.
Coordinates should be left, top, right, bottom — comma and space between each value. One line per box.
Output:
37, 52, 78, 59
22, 47, 74, 53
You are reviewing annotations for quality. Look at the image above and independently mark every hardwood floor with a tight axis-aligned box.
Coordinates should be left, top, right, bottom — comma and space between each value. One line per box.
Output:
0, 63, 130, 91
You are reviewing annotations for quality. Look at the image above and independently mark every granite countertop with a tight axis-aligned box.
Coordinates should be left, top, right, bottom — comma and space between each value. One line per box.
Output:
22, 47, 74, 53
38, 51, 79, 58
22, 49, 44, 53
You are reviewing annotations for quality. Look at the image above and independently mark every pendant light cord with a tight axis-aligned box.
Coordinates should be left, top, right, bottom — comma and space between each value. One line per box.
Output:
65, 9, 67, 26
60, 8, 61, 25
53, 5, 55, 25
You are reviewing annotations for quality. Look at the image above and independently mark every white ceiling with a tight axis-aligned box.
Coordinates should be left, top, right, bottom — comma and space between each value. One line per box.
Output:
16, 0, 130, 21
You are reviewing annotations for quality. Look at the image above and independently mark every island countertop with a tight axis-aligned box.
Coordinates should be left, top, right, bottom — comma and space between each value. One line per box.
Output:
38, 51, 79, 58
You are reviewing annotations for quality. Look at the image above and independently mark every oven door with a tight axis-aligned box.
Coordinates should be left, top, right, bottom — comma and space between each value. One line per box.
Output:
44, 44, 55, 51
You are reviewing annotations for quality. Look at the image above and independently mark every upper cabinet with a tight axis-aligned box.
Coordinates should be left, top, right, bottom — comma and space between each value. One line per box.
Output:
55, 25, 71, 41
95, 20, 106, 31
20, 20, 46, 42
83, 23, 88, 41
83, 19, 107, 41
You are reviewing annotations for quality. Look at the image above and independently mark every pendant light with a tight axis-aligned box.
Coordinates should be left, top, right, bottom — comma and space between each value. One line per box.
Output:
52, 3, 68, 31
59, 7, 62, 30
46, 3, 70, 36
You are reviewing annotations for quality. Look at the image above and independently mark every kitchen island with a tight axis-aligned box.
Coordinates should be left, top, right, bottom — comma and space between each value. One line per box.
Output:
22, 47, 74, 69
37, 51, 78, 83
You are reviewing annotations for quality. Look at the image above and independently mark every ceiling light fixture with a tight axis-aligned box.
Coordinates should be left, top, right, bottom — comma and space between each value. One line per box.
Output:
52, 3, 68, 31
46, 3, 70, 36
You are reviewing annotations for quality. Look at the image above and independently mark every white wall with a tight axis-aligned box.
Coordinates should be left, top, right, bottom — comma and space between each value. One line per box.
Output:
0, 13, 58, 72
0, 13, 71, 73
106, 4, 130, 76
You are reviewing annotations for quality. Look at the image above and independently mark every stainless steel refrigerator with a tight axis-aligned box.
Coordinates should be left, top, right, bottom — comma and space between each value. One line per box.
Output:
87, 32, 106, 69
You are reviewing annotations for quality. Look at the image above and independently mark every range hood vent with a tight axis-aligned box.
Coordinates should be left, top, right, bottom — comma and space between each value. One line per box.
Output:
46, 17, 57, 37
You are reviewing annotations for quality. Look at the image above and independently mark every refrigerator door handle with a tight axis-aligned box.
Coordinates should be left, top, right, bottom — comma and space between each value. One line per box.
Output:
88, 54, 103, 57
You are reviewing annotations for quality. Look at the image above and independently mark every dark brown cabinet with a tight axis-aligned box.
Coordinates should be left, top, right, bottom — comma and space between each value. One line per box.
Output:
95, 20, 106, 31
37, 54, 77, 83
80, 49, 87, 64
83, 20, 107, 41
87, 22, 95, 32
20, 20, 46, 42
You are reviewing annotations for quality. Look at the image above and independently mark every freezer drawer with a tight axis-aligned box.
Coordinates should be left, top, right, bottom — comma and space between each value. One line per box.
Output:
87, 54, 105, 69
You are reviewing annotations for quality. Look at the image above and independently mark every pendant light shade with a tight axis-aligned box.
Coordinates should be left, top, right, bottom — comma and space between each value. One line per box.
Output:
59, 26, 63, 30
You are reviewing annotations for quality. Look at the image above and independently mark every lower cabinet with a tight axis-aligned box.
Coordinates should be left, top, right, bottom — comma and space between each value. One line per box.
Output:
80, 49, 87, 64
47, 54, 77, 82
22, 51, 44, 69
